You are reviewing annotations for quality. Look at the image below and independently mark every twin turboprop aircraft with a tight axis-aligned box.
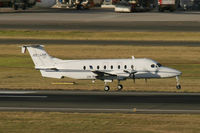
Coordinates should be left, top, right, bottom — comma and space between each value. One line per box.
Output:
21, 45, 182, 91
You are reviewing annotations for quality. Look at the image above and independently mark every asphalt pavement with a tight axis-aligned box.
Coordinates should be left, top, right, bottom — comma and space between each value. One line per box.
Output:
0, 8, 200, 31
0, 8, 200, 114
0, 90, 200, 114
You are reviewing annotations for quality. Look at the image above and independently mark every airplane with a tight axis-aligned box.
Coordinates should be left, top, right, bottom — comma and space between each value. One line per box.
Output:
21, 45, 182, 91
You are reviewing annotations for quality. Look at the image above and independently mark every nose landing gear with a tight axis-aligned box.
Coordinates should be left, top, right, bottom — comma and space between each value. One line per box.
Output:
176, 76, 181, 89
176, 84, 181, 89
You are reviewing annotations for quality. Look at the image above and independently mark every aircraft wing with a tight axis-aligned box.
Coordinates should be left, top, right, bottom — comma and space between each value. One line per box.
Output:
92, 69, 138, 80
92, 70, 117, 77
92, 70, 134, 81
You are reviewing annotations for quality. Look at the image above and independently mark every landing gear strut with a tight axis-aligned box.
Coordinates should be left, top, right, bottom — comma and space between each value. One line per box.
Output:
104, 81, 110, 91
117, 80, 123, 91
176, 76, 181, 89
103, 80, 123, 91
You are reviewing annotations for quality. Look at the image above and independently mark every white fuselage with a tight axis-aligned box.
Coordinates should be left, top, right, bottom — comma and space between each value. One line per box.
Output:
42, 58, 181, 80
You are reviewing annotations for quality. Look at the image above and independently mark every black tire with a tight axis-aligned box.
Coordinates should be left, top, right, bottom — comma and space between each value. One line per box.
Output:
104, 86, 110, 91
176, 85, 181, 90
117, 84, 123, 91
77, 5, 83, 10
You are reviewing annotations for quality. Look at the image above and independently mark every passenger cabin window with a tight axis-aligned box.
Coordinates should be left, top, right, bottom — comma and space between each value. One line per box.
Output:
118, 65, 120, 69
89, 65, 93, 69
104, 65, 106, 69
111, 65, 113, 69
124, 65, 127, 69
83, 66, 86, 70
151, 64, 155, 68
131, 65, 134, 70
97, 65, 100, 70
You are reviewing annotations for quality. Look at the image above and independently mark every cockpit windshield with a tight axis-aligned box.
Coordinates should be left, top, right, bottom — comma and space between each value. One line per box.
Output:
157, 63, 162, 67
151, 63, 162, 68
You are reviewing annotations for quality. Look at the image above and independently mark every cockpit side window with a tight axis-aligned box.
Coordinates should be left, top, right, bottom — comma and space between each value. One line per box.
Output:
131, 65, 134, 69
151, 64, 155, 68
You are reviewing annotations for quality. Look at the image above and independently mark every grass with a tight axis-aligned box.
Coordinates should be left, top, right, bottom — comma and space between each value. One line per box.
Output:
0, 30, 200, 41
0, 31, 199, 132
0, 112, 199, 133
0, 44, 200, 92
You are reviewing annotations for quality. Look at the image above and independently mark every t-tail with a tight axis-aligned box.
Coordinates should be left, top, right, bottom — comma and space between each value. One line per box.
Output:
21, 45, 63, 79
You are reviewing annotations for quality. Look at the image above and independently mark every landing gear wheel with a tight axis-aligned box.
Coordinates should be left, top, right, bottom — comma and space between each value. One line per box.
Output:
117, 84, 123, 91
104, 86, 110, 91
176, 85, 181, 90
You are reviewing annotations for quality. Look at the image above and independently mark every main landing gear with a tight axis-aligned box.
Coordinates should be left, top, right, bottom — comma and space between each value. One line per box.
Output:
104, 80, 123, 91
176, 76, 181, 89
117, 80, 123, 91
104, 85, 110, 91
104, 80, 111, 91
117, 84, 123, 90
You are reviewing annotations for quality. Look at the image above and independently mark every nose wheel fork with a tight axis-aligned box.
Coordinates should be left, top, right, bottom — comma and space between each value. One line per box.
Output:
176, 76, 181, 89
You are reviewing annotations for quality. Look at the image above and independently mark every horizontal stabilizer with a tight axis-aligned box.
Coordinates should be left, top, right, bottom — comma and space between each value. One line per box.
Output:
21, 46, 26, 53
40, 70, 63, 79
35, 67, 58, 71
20, 45, 63, 78
21, 45, 44, 54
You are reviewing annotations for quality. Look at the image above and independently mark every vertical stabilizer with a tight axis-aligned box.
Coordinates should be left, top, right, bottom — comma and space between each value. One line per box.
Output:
21, 45, 55, 69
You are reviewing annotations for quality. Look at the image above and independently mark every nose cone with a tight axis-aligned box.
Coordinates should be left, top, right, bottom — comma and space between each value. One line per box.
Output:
158, 67, 182, 78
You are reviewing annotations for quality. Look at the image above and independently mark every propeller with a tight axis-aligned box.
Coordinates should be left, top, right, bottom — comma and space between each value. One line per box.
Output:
124, 70, 137, 83
131, 73, 135, 83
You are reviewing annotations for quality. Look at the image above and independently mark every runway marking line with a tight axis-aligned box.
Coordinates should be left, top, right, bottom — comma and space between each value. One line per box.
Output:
0, 91, 36, 94
52, 82, 75, 85
0, 107, 200, 113
0, 95, 48, 98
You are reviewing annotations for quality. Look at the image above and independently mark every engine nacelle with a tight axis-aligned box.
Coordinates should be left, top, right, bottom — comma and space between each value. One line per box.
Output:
35, 0, 56, 8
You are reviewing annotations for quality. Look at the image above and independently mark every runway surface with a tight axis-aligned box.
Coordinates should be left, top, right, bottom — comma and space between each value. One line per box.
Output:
0, 8, 200, 31
0, 90, 200, 114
